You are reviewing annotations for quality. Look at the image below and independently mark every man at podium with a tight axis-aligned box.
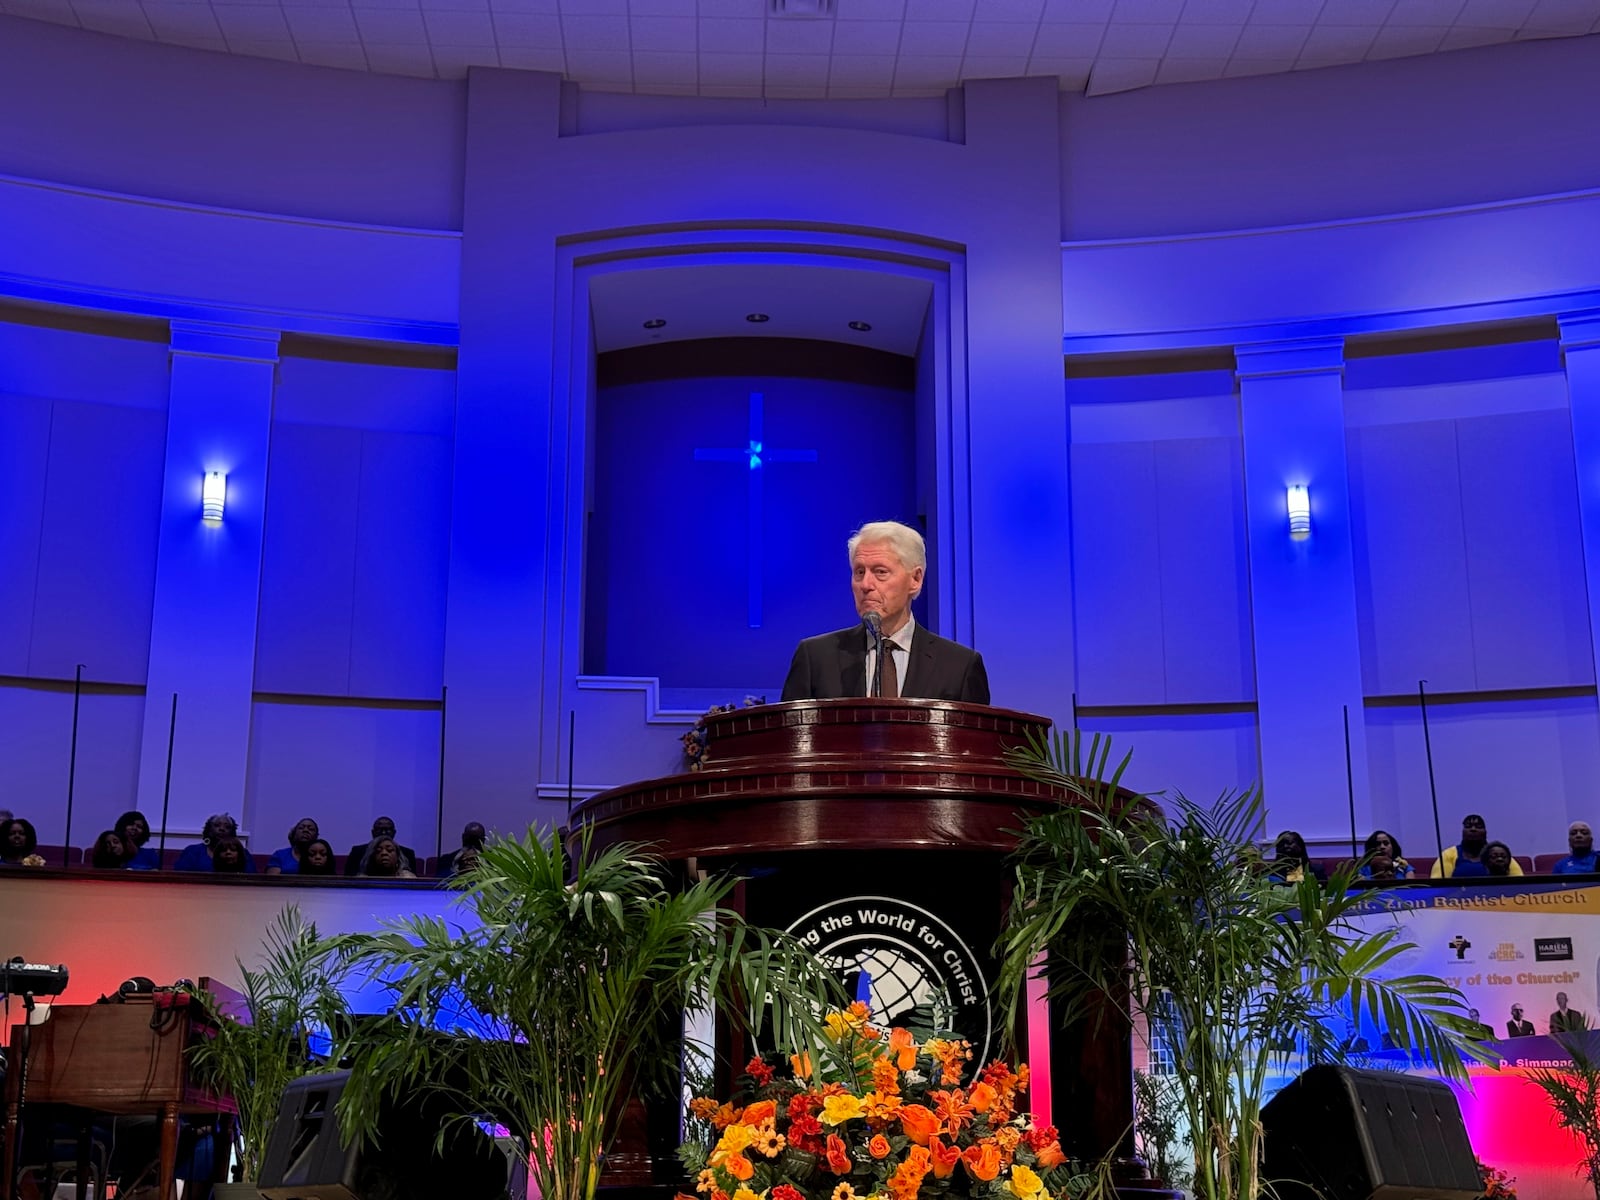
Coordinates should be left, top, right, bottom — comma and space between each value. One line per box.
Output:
781, 520, 990, 704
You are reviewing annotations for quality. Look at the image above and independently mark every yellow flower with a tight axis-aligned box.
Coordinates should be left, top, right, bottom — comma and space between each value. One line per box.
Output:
696, 1169, 717, 1194
715, 1124, 757, 1157
755, 1125, 786, 1157
832, 1186, 859, 1200
822, 1093, 864, 1125
733, 1190, 761, 1200
1008, 1165, 1045, 1200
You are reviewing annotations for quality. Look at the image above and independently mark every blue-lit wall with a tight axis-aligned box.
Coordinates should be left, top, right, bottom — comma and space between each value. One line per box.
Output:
3, 14, 1600, 864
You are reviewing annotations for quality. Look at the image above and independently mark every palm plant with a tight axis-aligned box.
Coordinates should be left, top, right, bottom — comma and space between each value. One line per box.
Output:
996, 729, 1482, 1200
188, 905, 351, 1181
1524, 1032, 1600, 1199
333, 826, 848, 1200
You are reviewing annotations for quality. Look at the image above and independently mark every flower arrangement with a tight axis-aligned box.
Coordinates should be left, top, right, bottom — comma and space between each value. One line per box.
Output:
679, 1003, 1085, 1200
1476, 1159, 1517, 1199
682, 696, 767, 771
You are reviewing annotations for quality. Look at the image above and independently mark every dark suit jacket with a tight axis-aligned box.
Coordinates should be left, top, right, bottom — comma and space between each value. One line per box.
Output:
345, 840, 419, 877
1507, 1018, 1535, 1037
781, 622, 990, 704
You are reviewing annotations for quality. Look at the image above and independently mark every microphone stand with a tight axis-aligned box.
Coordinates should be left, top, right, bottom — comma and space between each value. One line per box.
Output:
867, 620, 884, 699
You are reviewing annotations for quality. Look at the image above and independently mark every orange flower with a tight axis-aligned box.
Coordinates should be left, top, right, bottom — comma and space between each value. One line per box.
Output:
931, 1089, 975, 1137
859, 1089, 904, 1125
963, 1142, 1001, 1182
742, 1100, 777, 1126
929, 1137, 962, 1180
899, 1104, 940, 1146
689, 1098, 720, 1120
888, 1146, 932, 1200
1035, 1141, 1066, 1170
868, 1134, 892, 1159
888, 1027, 919, 1070
676, 1191, 699, 1200
723, 1155, 754, 1182
968, 1081, 997, 1113
712, 1103, 743, 1130
871, 1058, 901, 1095
791, 1053, 813, 1080
825, 1134, 852, 1175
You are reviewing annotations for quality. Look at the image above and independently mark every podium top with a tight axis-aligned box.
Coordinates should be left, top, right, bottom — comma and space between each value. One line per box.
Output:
569, 698, 1065, 859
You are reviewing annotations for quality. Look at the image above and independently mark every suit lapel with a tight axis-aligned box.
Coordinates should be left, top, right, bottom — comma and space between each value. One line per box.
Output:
837, 627, 867, 698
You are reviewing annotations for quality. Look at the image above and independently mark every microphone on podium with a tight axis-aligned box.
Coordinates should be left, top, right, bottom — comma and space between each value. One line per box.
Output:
864, 611, 882, 644
864, 612, 884, 697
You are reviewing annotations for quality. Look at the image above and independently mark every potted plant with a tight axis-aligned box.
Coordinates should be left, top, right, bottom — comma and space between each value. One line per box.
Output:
1524, 1032, 1600, 1199
188, 905, 351, 1196
996, 730, 1482, 1200
332, 827, 847, 1200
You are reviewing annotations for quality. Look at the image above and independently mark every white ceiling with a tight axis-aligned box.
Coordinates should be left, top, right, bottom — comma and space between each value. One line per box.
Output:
4, 0, 1597, 98
589, 262, 934, 354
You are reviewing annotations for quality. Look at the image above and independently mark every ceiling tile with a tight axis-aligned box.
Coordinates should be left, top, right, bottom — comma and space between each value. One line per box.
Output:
1364, 21, 1446, 53
561, 0, 625, 10
492, 11, 561, 42
356, 46, 431, 77
1456, 0, 1535, 20
488, 0, 559, 10
1222, 54, 1297, 72
765, 15, 836, 49
974, 0, 1045, 16
1032, 21, 1108, 52
1382, 0, 1463, 24
828, 51, 897, 78
762, 83, 830, 96
1248, 0, 1325, 19
643, 80, 700, 92
630, 0, 696, 11
1098, 20, 1172, 53
1165, 21, 1243, 53
3, 0, 73, 17
1230, 21, 1312, 53
226, 37, 305, 60
763, 51, 831, 79
892, 52, 964, 81
347, 0, 426, 9
903, 0, 976, 16
496, 43, 565, 66
964, 21, 1040, 53
1176, 0, 1256, 20
1085, 55, 1159, 90
296, 40, 372, 67
1317, 0, 1396, 22
831, 18, 903, 52
1435, 22, 1515, 45
563, 47, 633, 75
698, 16, 762, 48
695, 0, 763, 13
895, 18, 970, 50
166, 31, 230, 51
698, 49, 766, 80
631, 48, 698, 78
1026, 52, 1095, 82
139, 3, 222, 38
1518, 5, 1595, 32
1155, 55, 1229, 79
1110, 0, 1183, 22
561, 11, 629, 46
354, 7, 428, 38
71, 0, 150, 32
837, 0, 907, 15
1042, 0, 1115, 19
631, 13, 697, 48
827, 82, 896, 95
421, 0, 491, 10
960, 53, 1031, 74
424, 9, 495, 41
209, 3, 293, 39
281, 5, 360, 39
1296, 20, 1379, 59
698, 81, 758, 94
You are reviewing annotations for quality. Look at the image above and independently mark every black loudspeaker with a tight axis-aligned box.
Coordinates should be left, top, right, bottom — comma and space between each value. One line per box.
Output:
1260, 1064, 1481, 1200
257, 1070, 512, 1200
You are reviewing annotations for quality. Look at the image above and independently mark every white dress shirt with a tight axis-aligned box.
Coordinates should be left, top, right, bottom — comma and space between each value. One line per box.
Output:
866, 615, 915, 698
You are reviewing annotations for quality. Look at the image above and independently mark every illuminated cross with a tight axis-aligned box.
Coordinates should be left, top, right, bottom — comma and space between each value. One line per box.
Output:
694, 392, 817, 628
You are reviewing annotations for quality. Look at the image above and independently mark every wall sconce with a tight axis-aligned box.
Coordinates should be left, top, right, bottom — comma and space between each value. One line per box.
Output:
202, 471, 226, 523
1286, 484, 1310, 540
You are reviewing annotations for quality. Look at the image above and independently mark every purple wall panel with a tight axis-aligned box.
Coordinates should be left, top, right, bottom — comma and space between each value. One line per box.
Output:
1068, 440, 1164, 706
28, 400, 165, 683
0, 18, 466, 230
0, 686, 144, 845
1347, 419, 1476, 696
255, 423, 363, 695
1078, 711, 1260, 808
0, 394, 51, 675
1154, 436, 1254, 704
1457, 410, 1593, 690
349, 432, 451, 701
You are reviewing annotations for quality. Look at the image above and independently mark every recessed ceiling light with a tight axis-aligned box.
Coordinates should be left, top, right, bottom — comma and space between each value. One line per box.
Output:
643, 318, 666, 329
745, 313, 770, 323
848, 320, 872, 332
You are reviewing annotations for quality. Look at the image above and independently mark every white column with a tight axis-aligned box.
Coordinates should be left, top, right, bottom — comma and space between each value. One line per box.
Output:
1236, 338, 1372, 839
1559, 309, 1600, 692
135, 321, 278, 836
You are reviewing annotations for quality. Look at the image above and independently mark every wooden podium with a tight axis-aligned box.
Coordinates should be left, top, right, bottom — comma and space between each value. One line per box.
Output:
570, 698, 1176, 1197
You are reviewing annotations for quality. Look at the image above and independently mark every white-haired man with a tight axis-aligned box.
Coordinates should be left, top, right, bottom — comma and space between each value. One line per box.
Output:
780, 520, 989, 704
1551, 821, 1597, 874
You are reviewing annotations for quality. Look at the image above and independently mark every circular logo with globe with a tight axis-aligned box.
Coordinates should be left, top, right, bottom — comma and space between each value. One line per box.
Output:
786, 895, 993, 1064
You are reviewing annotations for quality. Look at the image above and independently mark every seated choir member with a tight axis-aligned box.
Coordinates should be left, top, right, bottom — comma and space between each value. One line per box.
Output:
299, 838, 339, 877
1551, 821, 1597, 874
1267, 831, 1326, 884
345, 816, 418, 877
173, 813, 257, 872
359, 836, 416, 879
1360, 830, 1413, 879
266, 817, 321, 875
114, 809, 161, 870
0, 818, 43, 867
89, 830, 128, 869
1482, 840, 1518, 877
210, 835, 250, 873
437, 822, 486, 877
1431, 813, 1522, 876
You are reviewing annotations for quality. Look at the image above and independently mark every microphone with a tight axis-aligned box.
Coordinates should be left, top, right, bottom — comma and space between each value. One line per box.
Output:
864, 612, 882, 644
864, 612, 884, 697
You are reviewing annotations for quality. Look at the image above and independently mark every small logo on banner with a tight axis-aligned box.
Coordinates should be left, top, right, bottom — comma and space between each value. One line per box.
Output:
1448, 935, 1473, 961
1488, 942, 1525, 962
1535, 937, 1575, 962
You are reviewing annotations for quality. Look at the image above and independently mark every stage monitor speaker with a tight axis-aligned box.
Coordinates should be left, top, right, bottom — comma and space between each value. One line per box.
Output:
257, 1070, 512, 1200
1260, 1064, 1481, 1200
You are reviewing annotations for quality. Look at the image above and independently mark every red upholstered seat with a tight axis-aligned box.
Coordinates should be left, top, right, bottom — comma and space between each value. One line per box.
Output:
1534, 853, 1567, 874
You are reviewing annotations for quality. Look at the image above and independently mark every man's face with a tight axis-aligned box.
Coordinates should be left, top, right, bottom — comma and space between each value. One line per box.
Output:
1558, 992, 1569, 1007
1570, 823, 1593, 855
1461, 816, 1487, 846
851, 541, 923, 634
1512, 1006, 1523, 1020
464, 823, 486, 848
372, 818, 396, 839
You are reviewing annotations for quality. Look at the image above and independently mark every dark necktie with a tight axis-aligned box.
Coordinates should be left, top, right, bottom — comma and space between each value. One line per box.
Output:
880, 641, 899, 699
